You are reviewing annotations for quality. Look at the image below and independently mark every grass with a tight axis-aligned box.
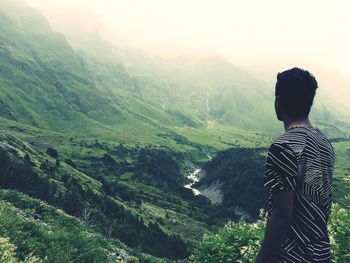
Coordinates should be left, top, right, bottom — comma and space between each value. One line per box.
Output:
332, 140, 350, 205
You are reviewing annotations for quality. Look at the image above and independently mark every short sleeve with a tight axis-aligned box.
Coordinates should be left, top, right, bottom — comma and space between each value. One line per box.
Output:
263, 142, 299, 192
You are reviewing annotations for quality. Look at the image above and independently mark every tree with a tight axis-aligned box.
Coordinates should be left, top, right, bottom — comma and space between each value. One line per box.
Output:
64, 159, 76, 169
46, 148, 58, 159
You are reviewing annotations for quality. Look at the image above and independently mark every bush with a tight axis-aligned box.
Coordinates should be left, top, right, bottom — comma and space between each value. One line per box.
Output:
190, 209, 266, 263
191, 201, 350, 263
0, 236, 41, 263
46, 148, 58, 159
0, 236, 18, 263
64, 158, 76, 169
329, 196, 350, 262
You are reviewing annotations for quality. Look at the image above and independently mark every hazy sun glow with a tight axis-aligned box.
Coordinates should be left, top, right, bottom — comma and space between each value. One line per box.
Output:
27, 0, 350, 76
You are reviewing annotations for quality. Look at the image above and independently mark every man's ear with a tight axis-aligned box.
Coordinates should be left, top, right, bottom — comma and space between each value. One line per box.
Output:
275, 96, 284, 121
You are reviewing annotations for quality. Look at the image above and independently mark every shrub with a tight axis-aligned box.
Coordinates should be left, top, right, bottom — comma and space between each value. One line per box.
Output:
46, 148, 58, 159
191, 201, 350, 263
190, 209, 266, 263
329, 196, 350, 262
64, 158, 76, 169
0, 236, 41, 263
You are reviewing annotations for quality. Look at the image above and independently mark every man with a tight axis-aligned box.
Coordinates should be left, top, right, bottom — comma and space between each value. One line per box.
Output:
256, 67, 334, 263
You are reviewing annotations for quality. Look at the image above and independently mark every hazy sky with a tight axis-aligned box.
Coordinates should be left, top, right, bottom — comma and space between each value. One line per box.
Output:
27, 0, 350, 76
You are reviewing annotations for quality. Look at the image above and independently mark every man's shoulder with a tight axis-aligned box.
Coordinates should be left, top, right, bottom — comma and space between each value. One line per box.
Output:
270, 127, 314, 156
271, 127, 334, 159
271, 127, 308, 146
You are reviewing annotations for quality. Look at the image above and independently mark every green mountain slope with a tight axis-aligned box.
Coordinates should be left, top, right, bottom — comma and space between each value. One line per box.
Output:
0, 189, 141, 262
1, 0, 349, 141
0, 129, 213, 260
0, 0, 200, 137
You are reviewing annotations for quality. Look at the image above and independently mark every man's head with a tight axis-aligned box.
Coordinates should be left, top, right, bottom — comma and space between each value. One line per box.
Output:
274, 67, 318, 121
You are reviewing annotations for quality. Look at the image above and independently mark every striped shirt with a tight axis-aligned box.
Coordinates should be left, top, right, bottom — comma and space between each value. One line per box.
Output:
264, 126, 334, 263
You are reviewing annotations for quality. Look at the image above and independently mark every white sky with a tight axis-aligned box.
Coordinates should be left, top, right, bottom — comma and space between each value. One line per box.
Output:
26, 0, 350, 77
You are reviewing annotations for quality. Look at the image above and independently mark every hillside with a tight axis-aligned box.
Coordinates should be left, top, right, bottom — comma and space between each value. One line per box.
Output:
0, 189, 141, 262
1, 0, 350, 141
193, 139, 350, 221
0, 129, 202, 261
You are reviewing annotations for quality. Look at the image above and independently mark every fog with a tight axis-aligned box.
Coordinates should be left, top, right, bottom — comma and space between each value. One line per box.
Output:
25, 0, 350, 78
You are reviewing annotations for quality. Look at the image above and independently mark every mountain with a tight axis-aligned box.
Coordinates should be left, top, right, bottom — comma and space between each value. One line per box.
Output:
0, 0, 274, 156
2, 0, 349, 140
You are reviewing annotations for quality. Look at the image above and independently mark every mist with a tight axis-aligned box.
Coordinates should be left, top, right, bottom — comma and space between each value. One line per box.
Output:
25, 0, 350, 77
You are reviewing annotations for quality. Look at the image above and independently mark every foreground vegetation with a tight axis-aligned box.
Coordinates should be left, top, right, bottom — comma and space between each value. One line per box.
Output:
191, 195, 350, 263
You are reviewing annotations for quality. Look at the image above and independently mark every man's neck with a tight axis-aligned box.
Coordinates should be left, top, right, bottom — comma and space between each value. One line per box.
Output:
283, 116, 312, 131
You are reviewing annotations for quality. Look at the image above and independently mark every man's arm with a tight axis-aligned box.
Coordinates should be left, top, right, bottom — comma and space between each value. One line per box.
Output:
256, 190, 295, 263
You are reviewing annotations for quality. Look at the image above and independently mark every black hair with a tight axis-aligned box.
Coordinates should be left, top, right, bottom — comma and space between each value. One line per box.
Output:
275, 67, 318, 118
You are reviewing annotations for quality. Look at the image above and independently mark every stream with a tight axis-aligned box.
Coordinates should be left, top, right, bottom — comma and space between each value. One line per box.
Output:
183, 152, 212, 196
184, 168, 203, 196
183, 153, 252, 220
183, 152, 224, 205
